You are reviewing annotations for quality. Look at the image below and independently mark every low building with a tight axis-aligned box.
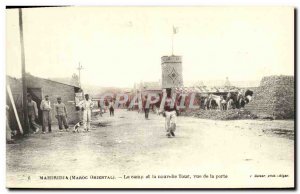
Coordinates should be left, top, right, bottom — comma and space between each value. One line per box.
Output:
6, 74, 83, 133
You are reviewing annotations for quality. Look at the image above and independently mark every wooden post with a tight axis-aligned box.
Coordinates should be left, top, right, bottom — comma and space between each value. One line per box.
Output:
18, 8, 29, 133
172, 31, 174, 56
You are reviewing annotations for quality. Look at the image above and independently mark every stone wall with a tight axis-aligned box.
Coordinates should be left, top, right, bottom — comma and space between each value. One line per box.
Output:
245, 75, 294, 119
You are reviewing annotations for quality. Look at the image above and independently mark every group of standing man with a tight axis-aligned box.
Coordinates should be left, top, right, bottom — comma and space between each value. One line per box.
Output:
27, 94, 69, 134
27, 93, 95, 134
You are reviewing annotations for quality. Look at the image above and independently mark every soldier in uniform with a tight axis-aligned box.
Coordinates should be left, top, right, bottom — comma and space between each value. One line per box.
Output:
40, 95, 52, 134
54, 97, 69, 131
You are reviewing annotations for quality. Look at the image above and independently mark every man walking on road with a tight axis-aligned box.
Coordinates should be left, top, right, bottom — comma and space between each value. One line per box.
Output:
79, 94, 94, 132
27, 94, 40, 134
161, 88, 179, 138
54, 97, 69, 131
40, 95, 52, 134
143, 95, 150, 119
108, 99, 114, 117
98, 100, 103, 117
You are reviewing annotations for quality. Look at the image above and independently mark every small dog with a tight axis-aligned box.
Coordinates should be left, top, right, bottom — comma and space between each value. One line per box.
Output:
73, 121, 84, 133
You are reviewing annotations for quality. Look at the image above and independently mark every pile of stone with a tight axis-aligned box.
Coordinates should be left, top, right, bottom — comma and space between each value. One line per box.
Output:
180, 109, 258, 120
245, 75, 294, 119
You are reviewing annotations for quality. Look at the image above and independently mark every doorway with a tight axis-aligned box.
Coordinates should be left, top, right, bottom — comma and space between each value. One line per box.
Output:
27, 88, 43, 125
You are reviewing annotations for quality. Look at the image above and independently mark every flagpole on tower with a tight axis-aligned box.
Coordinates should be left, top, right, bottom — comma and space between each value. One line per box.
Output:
172, 25, 178, 56
172, 27, 174, 56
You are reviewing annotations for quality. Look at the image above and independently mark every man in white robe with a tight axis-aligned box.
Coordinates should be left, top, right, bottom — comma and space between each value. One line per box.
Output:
79, 94, 94, 132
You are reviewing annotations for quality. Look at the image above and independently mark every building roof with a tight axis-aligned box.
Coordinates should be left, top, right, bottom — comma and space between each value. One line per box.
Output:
174, 86, 239, 94
26, 74, 81, 89
7, 74, 81, 90
137, 81, 161, 91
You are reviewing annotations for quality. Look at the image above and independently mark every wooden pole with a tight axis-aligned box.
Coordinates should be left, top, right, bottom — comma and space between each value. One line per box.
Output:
18, 8, 29, 133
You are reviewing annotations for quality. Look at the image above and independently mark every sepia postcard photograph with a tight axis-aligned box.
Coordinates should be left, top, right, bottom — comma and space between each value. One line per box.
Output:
5, 6, 295, 189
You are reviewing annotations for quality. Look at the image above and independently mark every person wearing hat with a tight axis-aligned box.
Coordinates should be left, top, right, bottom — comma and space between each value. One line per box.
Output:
79, 94, 94, 132
40, 95, 52, 134
54, 97, 69, 131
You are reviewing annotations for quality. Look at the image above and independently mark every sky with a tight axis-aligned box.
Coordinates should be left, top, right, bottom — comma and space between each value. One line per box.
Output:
6, 6, 294, 88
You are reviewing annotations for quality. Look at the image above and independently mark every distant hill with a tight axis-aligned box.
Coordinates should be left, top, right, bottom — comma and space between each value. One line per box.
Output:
81, 84, 132, 98
49, 77, 76, 86
49, 77, 132, 97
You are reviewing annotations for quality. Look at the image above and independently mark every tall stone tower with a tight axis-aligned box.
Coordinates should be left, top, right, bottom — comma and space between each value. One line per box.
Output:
161, 55, 183, 89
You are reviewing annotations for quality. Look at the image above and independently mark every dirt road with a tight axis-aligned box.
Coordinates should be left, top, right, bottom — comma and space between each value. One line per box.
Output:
6, 109, 294, 188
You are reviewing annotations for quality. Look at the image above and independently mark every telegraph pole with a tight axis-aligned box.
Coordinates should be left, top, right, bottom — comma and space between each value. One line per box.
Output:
19, 8, 29, 134
77, 62, 83, 87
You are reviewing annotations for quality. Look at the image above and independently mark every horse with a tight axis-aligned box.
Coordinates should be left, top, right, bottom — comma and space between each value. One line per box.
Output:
245, 90, 254, 104
237, 90, 254, 109
204, 94, 222, 110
